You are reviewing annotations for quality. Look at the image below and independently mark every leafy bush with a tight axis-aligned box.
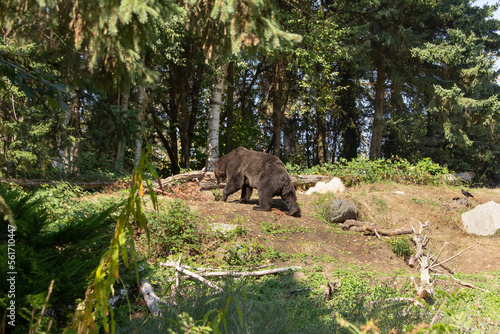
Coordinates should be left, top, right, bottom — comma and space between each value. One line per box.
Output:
387, 236, 414, 260
288, 157, 451, 186
144, 199, 203, 258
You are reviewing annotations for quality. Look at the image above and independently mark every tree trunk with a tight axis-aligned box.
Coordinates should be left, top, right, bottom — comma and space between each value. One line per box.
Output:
178, 63, 190, 169
271, 57, 285, 157
224, 61, 235, 154
69, 92, 80, 172
150, 105, 179, 175
283, 113, 297, 159
162, 96, 181, 175
134, 86, 148, 168
55, 101, 73, 173
205, 65, 227, 171
186, 62, 204, 166
58, 91, 81, 173
316, 111, 326, 166
369, 54, 386, 160
338, 63, 361, 161
115, 86, 130, 172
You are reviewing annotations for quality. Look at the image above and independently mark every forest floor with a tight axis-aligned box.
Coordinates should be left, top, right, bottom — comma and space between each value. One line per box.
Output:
162, 181, 500, 282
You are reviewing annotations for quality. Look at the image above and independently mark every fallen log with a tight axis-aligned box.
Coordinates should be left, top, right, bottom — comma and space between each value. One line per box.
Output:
291, 174, 331, 187
338, 220, 413, 236
0, 178, 118, 189
154, 170, 332, 192
410, 221, 434, 300
188, 266, 301, 278
161, 261, 301, 278
140, 279, 169, 316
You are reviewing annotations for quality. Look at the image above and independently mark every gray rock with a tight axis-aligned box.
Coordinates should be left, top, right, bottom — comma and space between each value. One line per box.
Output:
462, 201, 500, 236
442, 172, 476, 184
329, 199, 359, 223
454, 172, 475, 182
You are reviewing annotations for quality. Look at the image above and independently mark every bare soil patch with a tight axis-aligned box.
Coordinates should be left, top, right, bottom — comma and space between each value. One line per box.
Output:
163, 182, 500, 278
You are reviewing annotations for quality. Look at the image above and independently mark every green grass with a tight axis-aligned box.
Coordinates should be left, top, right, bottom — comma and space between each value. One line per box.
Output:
259, 221, 311, 235
114, 267, 500, 334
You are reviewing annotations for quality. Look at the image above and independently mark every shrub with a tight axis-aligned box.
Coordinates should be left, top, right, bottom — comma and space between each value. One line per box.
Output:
145, 199, 203, 258
288, 157, 451, 186
387, 236, 414, 260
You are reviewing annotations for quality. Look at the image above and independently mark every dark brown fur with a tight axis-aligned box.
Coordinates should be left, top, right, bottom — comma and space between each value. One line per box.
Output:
214, 147, 301, 217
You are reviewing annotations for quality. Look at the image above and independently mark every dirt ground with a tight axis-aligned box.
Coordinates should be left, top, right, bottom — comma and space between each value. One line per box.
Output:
164, 182, 500, 280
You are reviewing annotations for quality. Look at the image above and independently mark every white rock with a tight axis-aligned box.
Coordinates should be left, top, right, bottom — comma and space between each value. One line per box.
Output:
462, 201, 500, 236
210, 223, 241, 235
305, 177, 346, 195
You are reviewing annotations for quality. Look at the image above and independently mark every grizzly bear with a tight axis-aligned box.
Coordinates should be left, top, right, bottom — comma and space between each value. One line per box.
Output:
213, 147, 301, 217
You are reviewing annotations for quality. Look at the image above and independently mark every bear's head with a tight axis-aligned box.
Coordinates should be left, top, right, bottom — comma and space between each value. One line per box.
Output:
213, 162, 226, 184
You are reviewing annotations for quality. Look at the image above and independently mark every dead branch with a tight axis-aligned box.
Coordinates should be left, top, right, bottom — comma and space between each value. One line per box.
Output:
430, 297, 448, 327
291, 175, 331, 187
430, 242, 479, 270
338, 220, 413, 236
408, 223, 485, 301
435, 274, 490, 293
160, 262, 223, 292
324, 279, 341, 301
173, 255, 182, 298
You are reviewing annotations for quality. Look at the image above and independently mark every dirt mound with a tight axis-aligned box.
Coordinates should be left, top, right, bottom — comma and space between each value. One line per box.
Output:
172, 183, 500, 276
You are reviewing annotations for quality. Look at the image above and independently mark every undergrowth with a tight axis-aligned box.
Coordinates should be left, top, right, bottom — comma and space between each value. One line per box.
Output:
142, 199, 203, 259
387, 236, 414, 260
2, 178, 499, 333
120, 266, 500, 333
287, 157, 452, 186
0, 184, 120, 333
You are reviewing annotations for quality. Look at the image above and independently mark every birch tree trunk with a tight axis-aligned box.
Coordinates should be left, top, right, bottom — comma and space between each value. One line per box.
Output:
115, 85, 130, 172
224, 61, 234, 154
134, 86, 148, 168
55, 102, 73, 173
205, 65, 227, 171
